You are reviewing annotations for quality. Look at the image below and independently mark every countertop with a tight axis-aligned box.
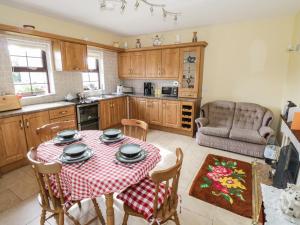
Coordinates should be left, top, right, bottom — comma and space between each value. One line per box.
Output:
0, 101, 75, 119
128, 93, 199, 102
0, 94, 199, 119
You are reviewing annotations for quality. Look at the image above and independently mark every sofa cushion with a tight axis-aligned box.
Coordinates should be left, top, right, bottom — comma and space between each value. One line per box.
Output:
232, 103, 266, 130
207, 101, 235, 128
229, 128, 266, 145
200, 125, 230, 138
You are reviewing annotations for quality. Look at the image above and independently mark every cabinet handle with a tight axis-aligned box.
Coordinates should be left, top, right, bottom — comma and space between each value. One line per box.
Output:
26, 119, 29, 128
19, 120, 23, 129
60, 111, 67, 114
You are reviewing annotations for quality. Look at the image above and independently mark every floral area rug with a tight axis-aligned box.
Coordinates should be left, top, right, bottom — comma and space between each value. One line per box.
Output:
189, 154, 253, 218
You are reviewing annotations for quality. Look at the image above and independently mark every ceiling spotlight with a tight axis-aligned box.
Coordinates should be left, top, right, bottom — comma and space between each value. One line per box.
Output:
174, 14, 178, 21
150, 6, 154, 15
135, 0, 140, 9
121, 1, 126, 13
100, 0, 106, 8
163, 9, 167, 18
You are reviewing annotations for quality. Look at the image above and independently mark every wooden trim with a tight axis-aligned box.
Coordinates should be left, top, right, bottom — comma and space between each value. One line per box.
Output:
0, 23, 123, 52
123, 41, 208, 52
150, 124, 194, 137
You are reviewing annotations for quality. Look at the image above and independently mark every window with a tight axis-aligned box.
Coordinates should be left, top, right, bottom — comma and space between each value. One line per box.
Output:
82, 57, 101, 91
8, 42, 51, 97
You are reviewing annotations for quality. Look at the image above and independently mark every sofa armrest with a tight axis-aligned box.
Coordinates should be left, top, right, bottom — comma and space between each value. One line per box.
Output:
259, 126, 274, 141
195, 118, 208, 129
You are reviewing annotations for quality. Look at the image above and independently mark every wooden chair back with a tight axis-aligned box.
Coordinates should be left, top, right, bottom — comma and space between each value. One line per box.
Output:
27, 148, 65, 211
151, 148, 184, 220
36, 120, 75, 142
121, 119, 148, 141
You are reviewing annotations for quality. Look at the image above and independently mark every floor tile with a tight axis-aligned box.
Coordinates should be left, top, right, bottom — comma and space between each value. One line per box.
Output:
0, 189, 21, 213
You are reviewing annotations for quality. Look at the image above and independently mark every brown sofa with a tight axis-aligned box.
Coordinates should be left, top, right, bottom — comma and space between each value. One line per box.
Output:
195, 101, 274, 158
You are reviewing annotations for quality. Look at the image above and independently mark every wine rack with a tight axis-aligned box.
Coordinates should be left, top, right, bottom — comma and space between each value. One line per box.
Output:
181, 102, 194, 131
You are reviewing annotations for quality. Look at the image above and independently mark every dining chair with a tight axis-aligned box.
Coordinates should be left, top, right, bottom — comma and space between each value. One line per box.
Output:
27, 148, 106, 225
121, 119, 148, 141
117, 148, 184, 225
36, 120, 76, 142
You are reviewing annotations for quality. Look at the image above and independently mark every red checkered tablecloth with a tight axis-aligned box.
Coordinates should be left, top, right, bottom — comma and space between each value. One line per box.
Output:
37, 130, 161, 201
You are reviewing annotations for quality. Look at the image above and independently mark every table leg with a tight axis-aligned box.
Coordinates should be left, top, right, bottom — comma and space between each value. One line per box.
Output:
105, 193, 115, 225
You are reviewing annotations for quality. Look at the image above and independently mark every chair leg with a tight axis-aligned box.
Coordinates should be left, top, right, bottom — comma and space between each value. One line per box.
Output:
58, 212, 64, 225
122, 212, 129, 225
174, 212, 180, 225
92, 198, 106, 225
40, 209, 46, 225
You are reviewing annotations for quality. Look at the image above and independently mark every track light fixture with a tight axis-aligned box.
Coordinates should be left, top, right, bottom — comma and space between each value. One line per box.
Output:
99, 0, 180, 21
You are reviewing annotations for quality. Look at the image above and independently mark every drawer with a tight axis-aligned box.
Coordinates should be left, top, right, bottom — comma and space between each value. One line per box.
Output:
179, 91, 197, 98
49, 106, 75, 120
50, 115, 77, 129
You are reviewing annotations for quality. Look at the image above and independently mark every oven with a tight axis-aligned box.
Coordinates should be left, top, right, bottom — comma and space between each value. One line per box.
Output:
76, 102, 99, 130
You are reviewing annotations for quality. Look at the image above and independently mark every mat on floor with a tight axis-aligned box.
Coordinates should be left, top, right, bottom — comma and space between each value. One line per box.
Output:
189, 154, 253, 218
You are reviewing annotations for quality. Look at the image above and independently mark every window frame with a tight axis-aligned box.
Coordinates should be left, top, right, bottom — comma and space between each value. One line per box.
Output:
82, 57, 101, 91
9, 44, 51, 96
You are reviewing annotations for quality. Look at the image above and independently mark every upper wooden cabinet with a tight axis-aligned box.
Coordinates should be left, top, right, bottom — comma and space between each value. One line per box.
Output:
0, 116, 27, 167
52, 40, 88, 72
178, 46, 204, 98
146, 50, 162, 78
118, 52, 145, 78
161, 48, 180, 79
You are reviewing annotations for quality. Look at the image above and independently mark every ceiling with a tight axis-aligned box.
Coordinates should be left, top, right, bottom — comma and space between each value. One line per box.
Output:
1, 0, 300, 36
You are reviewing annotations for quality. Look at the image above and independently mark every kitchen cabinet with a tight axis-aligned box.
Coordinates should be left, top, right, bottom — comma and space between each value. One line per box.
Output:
23, 111, 50, 149
118, 53, 131, 78
49, 106, 76, 129
178, 46, 204, 98
129, 97, 148, 122
147, 99, 163, 125
146, 50, 162, 78
161, 48, 180, 79
0, 116, 27, 167
52, 40, 88, 72
99, 97, 127, 130
162, 100, 181, 128
118, 52, 145, 78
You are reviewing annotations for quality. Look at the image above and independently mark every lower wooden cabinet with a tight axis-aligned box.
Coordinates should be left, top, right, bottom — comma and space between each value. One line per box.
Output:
0, 116, 27, 167
162, 100, 181, 128
129, 97, 197, 136
99, 97, 127, 130
147, 99, 163, 125
23, 111, 50, 149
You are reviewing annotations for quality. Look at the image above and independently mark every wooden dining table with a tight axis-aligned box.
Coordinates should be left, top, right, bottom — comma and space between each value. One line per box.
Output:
36, 130, 161, 225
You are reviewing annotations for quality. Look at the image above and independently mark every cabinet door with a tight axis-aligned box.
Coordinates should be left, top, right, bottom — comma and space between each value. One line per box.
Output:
147, 99, 163, 125
62, 42, 87, 71
110, 97, 126, 126
118, 53, 131, 78
99, 100, 112, 130
163, 100, 181, 128
131, 52, 146, 77
162, 48, 180, 79
23, 111, 50, 149
136, 98, 148, 122
178, 47, 202, 98
0, 116, 27, 166
146, 50, 162, 78
129, 97, 138, 119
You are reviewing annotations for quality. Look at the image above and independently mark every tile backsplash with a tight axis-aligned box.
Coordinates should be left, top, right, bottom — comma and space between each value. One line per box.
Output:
0, 36, 119, 106
122, 79, 177, 94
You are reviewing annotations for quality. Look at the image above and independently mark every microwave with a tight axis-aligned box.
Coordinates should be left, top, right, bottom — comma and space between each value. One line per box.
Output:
161, 86, 178, 97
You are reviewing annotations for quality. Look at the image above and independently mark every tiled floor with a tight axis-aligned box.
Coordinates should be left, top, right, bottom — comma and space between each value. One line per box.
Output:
0, 130, 262, 225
